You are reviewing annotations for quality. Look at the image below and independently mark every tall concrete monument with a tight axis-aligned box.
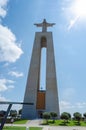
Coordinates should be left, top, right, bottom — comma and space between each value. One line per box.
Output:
22, 19, 60, 119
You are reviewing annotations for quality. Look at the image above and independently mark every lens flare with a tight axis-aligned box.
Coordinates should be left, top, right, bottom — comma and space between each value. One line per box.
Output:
72, 0, 86, 18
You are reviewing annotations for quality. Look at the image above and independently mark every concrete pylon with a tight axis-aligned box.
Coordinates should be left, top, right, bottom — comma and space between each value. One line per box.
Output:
22, 19, 60, 119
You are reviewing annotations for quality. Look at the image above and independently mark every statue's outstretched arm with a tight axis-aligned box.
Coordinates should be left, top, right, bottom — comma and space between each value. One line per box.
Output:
34, 23, 43, 27
47, 23, 55, 26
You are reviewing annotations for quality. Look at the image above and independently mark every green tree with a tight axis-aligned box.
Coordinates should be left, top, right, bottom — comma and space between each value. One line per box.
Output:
60, 112, 71, 125
73, 112, 82, 125
50, 112, 57, 123
10, 110, 17, 118
43, 112, 51, 124
83, 113, 86, 122
67, 113, 71, 119
18, 109, 22, 115
0, 110, 6, 118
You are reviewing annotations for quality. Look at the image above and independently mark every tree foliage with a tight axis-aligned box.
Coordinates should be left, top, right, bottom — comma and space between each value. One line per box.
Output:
0, 110, 6, 117
61, 112, 71, 120
18, 109, 22, 115
50, 112, 57, 123
43, 112, 50, 124
10, 110, 17, 117
60, 112, 71, 125
73, 112, 82, 124
83, 113, 86, 119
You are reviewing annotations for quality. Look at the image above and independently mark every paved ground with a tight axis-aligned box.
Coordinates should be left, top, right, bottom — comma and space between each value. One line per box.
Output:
5, 119, 86, 130
46, 126, 86, 130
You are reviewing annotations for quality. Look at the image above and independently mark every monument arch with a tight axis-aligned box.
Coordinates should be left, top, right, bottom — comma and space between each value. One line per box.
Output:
22, 19, 60, 119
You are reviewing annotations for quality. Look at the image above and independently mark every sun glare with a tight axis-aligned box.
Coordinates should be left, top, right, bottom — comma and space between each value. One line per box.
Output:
72, 0, 86, 18
67, 0, 86, 30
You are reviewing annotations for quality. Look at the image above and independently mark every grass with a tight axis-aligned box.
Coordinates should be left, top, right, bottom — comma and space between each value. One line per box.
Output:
13, 119, 28, 124
29, 127, 42, 130
43, 119, 86, 126
3, 126, 43, 130
3, 126, 26, 130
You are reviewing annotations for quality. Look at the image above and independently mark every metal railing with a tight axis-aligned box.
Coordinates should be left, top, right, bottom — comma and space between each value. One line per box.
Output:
0, 102, 33, 130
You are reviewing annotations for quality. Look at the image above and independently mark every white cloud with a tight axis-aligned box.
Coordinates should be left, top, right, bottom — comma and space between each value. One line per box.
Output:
0, 94, 8, 102
62, 87, 75, 101
60, 100, 74, 109
0, 78, 14, 92
0, 95, 9, 110
0, 0, 23, 63
0, 24, 23, 63
60, 100, 86, 115
8, 85, 14, 89
0, 0, 8, 18
11, 104, 22, 111
0, 94, 9, 110
8, 71, 23, 78
76, 102, 86, 109
0, 79, 7, 91
7, 79, 14, 84
0, 103, 22, 111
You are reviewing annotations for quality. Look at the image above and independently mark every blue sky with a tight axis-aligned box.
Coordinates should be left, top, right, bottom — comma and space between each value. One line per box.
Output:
0, 0, 86, 115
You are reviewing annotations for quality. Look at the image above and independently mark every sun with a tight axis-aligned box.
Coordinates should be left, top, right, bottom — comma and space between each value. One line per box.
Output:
72, 0, 86, 18
67, 0, 86, 30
